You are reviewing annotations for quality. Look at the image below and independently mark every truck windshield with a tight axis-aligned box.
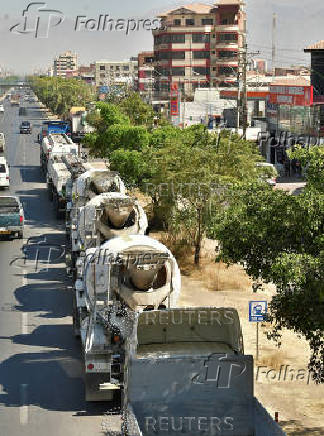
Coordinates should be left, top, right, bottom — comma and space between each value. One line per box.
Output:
0, 164, 6, 173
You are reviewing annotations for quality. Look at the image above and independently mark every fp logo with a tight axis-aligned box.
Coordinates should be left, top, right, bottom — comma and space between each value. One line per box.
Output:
192, 354, 247, 388
10, 2, 64, 38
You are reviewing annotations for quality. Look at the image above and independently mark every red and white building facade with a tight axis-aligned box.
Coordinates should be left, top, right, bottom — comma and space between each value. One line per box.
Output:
138, 51, 155, 101
153, 1, 246, 101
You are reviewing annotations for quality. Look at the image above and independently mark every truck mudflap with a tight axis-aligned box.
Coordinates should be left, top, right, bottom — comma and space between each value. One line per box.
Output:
123, 355, 286, 436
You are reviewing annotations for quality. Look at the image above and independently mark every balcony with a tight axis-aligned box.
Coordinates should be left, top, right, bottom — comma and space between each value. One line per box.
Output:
215, 42, 239, 49
215, 24, 239, 32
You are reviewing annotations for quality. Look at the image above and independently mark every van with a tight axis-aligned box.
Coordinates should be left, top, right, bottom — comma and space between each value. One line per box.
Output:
0, 157, 10, 189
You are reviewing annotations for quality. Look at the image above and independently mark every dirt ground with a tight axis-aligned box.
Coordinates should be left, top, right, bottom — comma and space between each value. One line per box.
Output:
177, 239, 324, 436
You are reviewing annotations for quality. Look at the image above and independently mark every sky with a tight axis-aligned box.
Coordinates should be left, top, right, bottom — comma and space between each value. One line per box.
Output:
0, 0, 322, 74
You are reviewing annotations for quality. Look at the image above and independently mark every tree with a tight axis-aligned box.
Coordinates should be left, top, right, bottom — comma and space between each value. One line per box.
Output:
210, 166, 324, 382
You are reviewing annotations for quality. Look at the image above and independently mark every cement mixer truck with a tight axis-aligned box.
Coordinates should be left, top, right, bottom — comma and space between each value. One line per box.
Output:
76, 192, 148, 252
47, 157, 71, 218
40, 133, 78, 174
66, 167, 126, 277
73, 235, 181, 402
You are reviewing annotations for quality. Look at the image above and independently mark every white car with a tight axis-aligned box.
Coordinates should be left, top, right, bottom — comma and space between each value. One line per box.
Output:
0, 105, 4, 113
0, 157, 10, 189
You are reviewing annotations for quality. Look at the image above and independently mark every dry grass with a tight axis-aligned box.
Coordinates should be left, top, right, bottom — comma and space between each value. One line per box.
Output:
255, 350, 288, 369
195, 261, 252, 292
154, 231, 252, 292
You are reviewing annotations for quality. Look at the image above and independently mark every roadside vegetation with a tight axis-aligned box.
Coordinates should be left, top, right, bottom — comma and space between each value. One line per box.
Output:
29, 76, 95, 117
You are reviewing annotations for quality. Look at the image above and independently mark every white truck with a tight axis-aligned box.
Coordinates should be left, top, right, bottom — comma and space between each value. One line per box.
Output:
123, 307, 287, 436
46, 157, 71, 218
40, 133, 78, 173
66, 166, 125, 277
74, 235, 181, 402
76, 192, 148, 252
0, 133, 5, 154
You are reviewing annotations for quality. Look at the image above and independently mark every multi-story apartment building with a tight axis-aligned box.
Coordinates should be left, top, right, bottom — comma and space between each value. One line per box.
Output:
53, 51, 78, 77
153, 1, 246, 100
95, 59, 138, 89
138, 51, 155, 101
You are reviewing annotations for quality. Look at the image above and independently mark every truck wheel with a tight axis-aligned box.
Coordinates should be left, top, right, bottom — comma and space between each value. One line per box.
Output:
48, 187, 53, 201
18, 231, 24, 240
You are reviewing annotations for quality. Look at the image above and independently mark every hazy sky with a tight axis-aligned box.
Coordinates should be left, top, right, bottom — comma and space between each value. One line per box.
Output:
0, 0, 322, 74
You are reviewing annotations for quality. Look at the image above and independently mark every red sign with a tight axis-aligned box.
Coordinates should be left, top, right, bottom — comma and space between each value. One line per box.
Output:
170, 82, 179, 116
269, 85, 313, 106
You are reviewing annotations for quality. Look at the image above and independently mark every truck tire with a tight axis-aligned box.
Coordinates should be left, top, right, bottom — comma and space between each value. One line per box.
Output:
48, 185, 53, 201
18, 231, 24, 240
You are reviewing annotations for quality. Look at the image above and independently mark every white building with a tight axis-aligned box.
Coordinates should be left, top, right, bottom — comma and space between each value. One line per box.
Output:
95, 59, 138, 88
53, 51, 78, 77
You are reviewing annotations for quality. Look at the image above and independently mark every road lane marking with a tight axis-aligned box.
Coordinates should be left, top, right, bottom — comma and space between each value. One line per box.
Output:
21, 313, 28, 335
23, 269, 28, 287
19, 384, 28, 425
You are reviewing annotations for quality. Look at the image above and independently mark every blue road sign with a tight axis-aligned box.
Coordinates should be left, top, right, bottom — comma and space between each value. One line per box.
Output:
249, 301, 267, 322
99, 86, 109, 94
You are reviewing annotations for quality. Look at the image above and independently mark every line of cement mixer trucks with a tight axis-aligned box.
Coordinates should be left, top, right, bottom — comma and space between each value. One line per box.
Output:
39, 121, 286, 435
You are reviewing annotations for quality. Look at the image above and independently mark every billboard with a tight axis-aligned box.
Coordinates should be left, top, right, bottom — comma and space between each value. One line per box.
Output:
269, 85, 313, 106
170, 82, 179, 117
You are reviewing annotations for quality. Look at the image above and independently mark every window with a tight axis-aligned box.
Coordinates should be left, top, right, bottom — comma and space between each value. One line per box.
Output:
192, 33, 210, 43
115, 73, 120, 77
218, 51, 238, 58
123, 66, 129, 71
219, 33, 238, 42
202, 18, 213, 25
116, 66, 120, 71
172, 34, 185, 43
173, 19, 181, 26
193, 51, 210, 59
100, 73, 105, 78
219, 66, 237, 75
193, 67, 209, 75
171, 67, 185, 76
0, 164, 5, 173
172, 51, 185, 60
110, 66, 114, 70
185, 19, 195, 26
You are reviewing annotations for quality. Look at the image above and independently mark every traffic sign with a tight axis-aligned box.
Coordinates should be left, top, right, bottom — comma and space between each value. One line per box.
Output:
249, 301, 267, 322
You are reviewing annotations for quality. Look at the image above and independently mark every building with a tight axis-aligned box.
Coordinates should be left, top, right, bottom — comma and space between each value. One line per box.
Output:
95, 59, 138, 89
78, 63, 95, 84
304, 41, 324, 98
138, 51, 155, 102
274, 65, 310, 77
153, 1, 246, 101
53, 51, 78, 77
252, 58, 267, 74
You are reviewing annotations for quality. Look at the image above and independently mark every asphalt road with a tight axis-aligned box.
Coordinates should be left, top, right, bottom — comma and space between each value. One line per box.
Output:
0, 99, 120, 436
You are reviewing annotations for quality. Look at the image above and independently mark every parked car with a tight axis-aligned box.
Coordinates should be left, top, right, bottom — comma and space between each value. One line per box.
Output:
256, 162, 278, 187
20, 121, 32, 134
0, 157, 10, 189
0, 104, 4, 113
0, 196, 24, 239
0, 133, 5, 153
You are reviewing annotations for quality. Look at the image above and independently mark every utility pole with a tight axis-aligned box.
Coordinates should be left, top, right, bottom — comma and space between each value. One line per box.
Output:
272, 13, 277, 76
